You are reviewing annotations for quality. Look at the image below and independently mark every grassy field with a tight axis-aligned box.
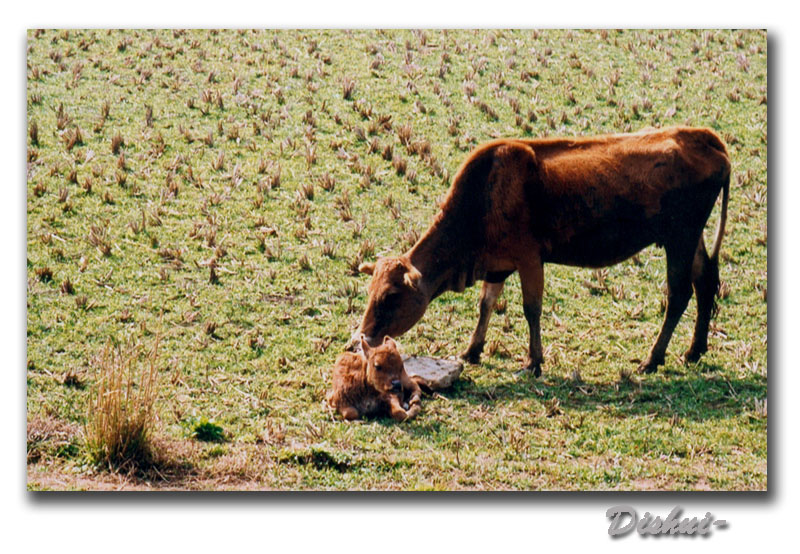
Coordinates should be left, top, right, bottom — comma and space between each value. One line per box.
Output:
26, 29, 767, 490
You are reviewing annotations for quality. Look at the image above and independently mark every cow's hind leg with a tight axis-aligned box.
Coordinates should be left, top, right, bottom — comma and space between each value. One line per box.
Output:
684, 237, 720, 363
638, 243, 695, 374
462, 280, 505, 364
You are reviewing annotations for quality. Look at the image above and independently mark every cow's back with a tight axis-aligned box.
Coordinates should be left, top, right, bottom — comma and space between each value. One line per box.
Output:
514, 127, 729, 266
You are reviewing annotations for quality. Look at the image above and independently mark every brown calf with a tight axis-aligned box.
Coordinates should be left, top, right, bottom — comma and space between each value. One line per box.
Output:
327, 336, 426, 421
353, 126, 730, 377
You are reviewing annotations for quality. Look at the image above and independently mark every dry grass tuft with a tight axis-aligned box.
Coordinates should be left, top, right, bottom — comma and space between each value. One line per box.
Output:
35, 266, 53, 283
63, 127, 84, 151
392, 154, 408, 175
297, 253, 312, 271
299, 182, 315, 200
397, 123, 413, 145
543, 397, 563, 418
211, 151, 225, 172
145, 104, 154, 127
335, 189, 352, 221
317, 172, 336, 192
111, 133, 124, 154
320, 241, 337, 259
55, 103, 71, 130
85, 337, 160, 472
29, 120, 39, 146
60, 278, 74, 295
342, 76, 356, 100
88, 224, 112, 257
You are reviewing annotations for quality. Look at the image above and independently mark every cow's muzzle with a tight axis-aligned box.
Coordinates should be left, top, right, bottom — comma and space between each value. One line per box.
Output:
345, 331, 371, 352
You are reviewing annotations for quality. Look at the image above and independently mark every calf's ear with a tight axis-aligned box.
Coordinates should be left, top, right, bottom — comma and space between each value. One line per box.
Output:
383, 336, 398, 349
359, 335, 371, 356
358, 262, 375, 275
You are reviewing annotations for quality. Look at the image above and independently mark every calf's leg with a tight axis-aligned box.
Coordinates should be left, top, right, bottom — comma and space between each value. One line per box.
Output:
401, 373, 425, 407
462, 280, 505, 364
638, 244, 695, 374
410, 375, 432, 395
387, 395, 413, 422
684, 237, 720, 363
518, 259, 545, 378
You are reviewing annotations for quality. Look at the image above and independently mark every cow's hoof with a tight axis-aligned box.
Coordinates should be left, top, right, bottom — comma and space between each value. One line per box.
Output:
683, 346, 706, 364
514, 365, 542, 379
636, 361, 659, 374
460, 349, 482, 365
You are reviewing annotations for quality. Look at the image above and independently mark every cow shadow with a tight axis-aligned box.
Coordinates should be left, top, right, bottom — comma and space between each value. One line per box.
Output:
446, 360, 767, 423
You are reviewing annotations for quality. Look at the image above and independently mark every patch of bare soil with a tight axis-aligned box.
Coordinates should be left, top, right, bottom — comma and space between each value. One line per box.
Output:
27, 427, 288, 491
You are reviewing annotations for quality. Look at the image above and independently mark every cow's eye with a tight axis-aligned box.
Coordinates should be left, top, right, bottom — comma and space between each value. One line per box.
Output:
374, 363, 381, 371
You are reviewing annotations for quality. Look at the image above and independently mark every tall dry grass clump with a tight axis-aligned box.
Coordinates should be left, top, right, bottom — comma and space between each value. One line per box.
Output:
85, 337, 160, 471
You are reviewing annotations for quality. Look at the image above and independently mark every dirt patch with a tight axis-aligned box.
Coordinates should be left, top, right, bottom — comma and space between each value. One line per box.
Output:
27, 435, 291, 491
27, 416, 81, 464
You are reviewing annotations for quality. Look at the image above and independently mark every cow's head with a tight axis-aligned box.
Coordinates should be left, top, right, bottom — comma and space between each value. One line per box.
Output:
361, 335, 406, 395
352, 256, 429, 348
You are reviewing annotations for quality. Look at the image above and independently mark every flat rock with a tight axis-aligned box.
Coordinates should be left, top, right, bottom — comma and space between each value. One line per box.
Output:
402, 356, 463, 390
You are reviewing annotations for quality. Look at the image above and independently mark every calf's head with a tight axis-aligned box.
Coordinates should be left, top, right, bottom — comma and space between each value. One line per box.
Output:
361, 335, 405, 394
355, 256, 429, 348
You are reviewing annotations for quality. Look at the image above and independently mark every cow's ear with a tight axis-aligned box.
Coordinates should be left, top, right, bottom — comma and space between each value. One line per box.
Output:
358, 262, 375, 275
403, 266, 422, 290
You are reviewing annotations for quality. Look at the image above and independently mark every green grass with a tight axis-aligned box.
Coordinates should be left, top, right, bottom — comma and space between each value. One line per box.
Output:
26, 29, 767, 490
188, 417, 226, 443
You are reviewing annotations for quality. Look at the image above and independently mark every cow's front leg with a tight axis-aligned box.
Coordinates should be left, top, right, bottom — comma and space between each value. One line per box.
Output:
517, 259, 545, 378
461, 280, 505, 364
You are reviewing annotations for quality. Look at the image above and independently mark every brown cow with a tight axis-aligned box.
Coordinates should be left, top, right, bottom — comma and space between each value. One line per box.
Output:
352, 126, 730, 377
327, 335, 427, 421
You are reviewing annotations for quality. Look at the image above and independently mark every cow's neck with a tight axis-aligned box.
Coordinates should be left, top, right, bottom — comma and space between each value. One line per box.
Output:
408, 212, 483, 301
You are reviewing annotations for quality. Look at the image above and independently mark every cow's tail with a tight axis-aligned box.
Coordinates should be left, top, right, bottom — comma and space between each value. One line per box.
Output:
709, 168, 730, 262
